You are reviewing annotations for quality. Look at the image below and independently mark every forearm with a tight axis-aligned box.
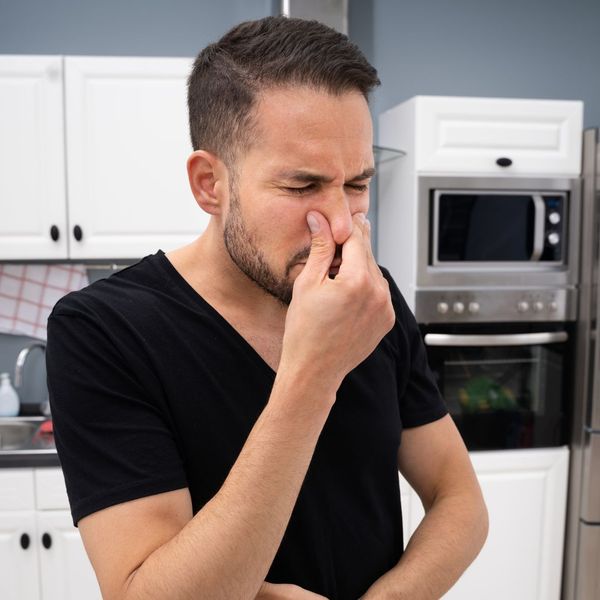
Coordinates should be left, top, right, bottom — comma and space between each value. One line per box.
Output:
123, 367, 336, 600
362, 490, 488, 599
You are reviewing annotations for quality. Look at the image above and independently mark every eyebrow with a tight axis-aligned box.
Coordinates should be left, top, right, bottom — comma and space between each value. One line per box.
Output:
275, 166, 376, 185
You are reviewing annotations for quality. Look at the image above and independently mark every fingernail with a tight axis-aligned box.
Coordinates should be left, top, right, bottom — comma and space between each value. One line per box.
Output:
357, 213, 366, 223
307, 213, 320, 233
365, 218, 371, 230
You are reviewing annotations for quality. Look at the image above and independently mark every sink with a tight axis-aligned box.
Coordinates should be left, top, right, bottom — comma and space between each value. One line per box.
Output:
0, 418, 53, 451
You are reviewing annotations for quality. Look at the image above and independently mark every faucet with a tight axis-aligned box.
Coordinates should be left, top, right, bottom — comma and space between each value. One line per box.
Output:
14, 341, 49, 415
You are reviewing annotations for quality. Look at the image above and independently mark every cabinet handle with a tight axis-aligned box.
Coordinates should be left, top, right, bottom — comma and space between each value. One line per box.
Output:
73, 225, 83, 241
20, 533, 30, 550
50, 225, 60, 242
496, 157, 513, 167
41, 532, 52, 549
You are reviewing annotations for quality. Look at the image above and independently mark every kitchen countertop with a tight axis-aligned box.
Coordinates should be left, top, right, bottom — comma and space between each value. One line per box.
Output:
0, 449, 60, 468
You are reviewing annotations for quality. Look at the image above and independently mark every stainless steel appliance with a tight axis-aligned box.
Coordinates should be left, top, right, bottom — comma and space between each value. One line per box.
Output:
413, 176, 581, 325
563, 128, 600, 600
423, 323, 572, 450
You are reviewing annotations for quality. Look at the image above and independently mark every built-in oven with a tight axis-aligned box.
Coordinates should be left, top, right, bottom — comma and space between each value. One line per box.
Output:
421, 321, 573, 450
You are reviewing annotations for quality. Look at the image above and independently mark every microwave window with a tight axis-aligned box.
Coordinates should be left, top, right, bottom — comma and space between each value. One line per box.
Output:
437, 194, 535, 261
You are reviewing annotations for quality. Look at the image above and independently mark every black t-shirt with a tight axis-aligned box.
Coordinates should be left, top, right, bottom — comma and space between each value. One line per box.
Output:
46, 250, 447, 600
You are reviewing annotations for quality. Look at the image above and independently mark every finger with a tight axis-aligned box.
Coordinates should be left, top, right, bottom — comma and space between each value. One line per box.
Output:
362, 216, 382, 279
337, 213, 369, 278
299, 211, 336, 283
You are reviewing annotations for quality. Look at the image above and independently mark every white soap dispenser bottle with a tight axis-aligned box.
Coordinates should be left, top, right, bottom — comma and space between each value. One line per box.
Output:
0, 372, 20, 417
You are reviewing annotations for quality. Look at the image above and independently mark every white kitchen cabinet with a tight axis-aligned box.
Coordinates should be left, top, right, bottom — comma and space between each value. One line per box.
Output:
402, 446, 569, 600
0, 55, 207, 261
380, 96, 583, 177
0, 56, 68, 260
0, 468, 101, 600
64, 56, 206, 259
0, 511, 40, 599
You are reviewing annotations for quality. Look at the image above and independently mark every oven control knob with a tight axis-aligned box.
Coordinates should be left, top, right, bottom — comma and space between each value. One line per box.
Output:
548, 212, 561, 225
517, 301, 530, 313
453, 301, 465, 314
547, 232, 560, 246
436, 302, 449, 314
549, 301, 558, 312
468, 302, 480, 314
533, 301, 544, 312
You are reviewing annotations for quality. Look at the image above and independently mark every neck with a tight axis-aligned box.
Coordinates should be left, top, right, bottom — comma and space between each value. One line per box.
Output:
167, 220, 288, 328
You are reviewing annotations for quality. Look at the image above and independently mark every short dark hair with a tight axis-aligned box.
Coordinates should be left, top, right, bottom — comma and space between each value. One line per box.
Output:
187, 16, 380, 166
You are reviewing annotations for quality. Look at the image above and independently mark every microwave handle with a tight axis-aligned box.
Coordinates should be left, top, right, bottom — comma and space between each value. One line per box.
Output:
424, 331, 568, 347
530, 195, 546, 261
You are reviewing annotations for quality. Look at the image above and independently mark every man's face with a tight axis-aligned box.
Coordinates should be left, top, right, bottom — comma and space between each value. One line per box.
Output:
222, 85, 374, 305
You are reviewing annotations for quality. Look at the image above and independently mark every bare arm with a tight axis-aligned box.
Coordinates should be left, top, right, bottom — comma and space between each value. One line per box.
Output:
77, 211, 394, 600
361, 415, 489, 599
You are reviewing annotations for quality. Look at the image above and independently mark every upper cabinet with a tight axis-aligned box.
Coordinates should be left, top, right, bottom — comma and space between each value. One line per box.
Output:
0, 55, 209, 261
379, 95, 584, 177
0, 56, 68, 260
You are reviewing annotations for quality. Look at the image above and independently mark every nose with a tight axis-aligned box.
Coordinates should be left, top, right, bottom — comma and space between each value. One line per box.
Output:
324, 190, 354, 246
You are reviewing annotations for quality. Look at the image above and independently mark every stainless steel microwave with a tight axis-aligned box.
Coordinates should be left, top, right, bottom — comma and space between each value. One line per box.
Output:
432, 189, 567, 266
413, 176, 581, 295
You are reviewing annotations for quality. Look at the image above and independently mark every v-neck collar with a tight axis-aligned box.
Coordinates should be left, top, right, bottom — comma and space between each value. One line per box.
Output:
154, 249, 278, 379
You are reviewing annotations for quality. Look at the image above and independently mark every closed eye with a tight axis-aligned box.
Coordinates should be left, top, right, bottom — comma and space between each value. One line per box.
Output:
346, 183, 369, 193
285, 184, 317, 195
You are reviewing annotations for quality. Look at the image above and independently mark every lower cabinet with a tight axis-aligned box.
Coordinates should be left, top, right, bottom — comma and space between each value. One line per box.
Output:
0, 468, 101, 600
400, 446, 569, 600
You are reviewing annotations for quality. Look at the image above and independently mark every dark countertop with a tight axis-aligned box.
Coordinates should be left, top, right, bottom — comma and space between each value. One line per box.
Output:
0, 450, 60, 468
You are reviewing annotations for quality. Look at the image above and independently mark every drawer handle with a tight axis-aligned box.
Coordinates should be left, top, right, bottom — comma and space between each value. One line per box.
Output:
496, 157, 513, 167
50, 225, 60, 242
73, 225, 83, 241
20, 533, 30, 550
42, 532, 52, 549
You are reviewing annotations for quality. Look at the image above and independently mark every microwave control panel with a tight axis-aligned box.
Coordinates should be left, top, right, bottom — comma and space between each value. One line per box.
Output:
415, 288, 576, 323
541, 195, 565, 261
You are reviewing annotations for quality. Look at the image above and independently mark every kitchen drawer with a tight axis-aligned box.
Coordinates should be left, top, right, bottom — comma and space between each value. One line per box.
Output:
34, 467, 69, 510
0, 469, 35, 510
413, 96, 583, 176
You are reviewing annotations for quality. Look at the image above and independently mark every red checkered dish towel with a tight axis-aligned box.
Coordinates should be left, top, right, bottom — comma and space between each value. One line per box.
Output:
0, 264, 89, 340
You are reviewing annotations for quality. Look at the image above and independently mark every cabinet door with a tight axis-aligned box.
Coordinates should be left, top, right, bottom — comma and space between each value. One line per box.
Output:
0, 511, 40, 600
0, 56, 68, 260
65, 56, 207, 260
37, 510, 101, 600
415, 96, 583, 176
408, 447, 569, 599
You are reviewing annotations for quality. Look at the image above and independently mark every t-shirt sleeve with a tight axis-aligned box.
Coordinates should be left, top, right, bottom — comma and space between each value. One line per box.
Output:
381, 267, 448, 428
46, 299, 188, 526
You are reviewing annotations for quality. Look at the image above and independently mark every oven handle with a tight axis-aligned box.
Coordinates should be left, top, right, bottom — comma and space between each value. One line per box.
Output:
423, 331, 568, 347
530, 194, 546, 261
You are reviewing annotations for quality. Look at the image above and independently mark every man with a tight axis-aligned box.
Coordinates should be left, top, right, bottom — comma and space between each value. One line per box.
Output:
46, 16, 488, 600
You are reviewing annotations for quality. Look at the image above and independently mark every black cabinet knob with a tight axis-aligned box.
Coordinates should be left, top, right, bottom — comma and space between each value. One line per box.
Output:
73, 225, 83, 241
496, 157, 513, 167
41, 532, 52, 549
20, 533, 30, 550
50, 225, 60, 242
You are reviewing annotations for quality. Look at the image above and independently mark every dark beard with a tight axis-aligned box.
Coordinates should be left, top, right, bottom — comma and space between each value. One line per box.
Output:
223, 189, 304, 306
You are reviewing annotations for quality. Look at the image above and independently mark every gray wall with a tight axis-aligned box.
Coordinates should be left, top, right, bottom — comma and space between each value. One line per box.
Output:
353, 0, 600, 129
0, 0, 274, 57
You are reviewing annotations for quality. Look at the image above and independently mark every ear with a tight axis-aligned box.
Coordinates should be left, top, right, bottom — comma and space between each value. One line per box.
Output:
187, 150, 228, 216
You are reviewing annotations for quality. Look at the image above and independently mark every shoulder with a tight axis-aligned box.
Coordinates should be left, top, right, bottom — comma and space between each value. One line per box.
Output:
378, 265, 414, 325
49, 251, 167, 323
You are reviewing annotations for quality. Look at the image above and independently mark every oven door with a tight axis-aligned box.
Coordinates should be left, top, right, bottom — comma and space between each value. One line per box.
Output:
422, 323, 571, 450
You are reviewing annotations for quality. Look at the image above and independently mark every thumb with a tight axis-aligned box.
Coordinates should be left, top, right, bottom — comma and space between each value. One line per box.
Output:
302, 211, 335, 280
